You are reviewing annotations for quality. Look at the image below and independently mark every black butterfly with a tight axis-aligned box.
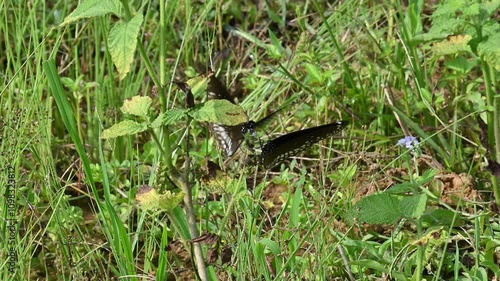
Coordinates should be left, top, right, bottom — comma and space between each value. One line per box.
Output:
207, 74, 281, 156
260, 121, 348, 168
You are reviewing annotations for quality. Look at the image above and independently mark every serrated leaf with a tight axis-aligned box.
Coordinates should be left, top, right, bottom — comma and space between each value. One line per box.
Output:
444, 56, 479, 73
62, 0, 122, 26
399, 193, 427, 219
432, 35, 472, 56
163, 108, 187, 124
421, 209, 463, 227
351, 193, 402, 224
202, 173, 236, 194
108, 13, 143, 80
478, 31, 500, 71
386, 182, 413, 194
150, 113, 164, 128
427, 18, 461, 37
190, 100, 247, 125
121, 95, 152, 117
431, 0, 465, 18
136, 186, 184, 212
462, 3, 480, 16
102, 120, 147, 139
481, 1, 500, 16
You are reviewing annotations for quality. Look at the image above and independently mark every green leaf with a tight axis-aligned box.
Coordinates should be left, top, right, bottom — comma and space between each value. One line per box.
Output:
171, 206, 191, 240
120, 95, 152, 117
421, 208, 463, 227
478, 31, 500, 71
102, 120, 147, 139
162, 108, 186, 125
150, 113, 164, 128
417, 169, 439, 186
190, 100, 247, 125
431, 0, 466, 18
352, 256, 405, 279
258, 238, 281, 255
349, 192, 402, 224
150, 108, 187, 128
481, 1, 500, 16
444, 56, 479, 74
432, 35, 472, 56
289, 186, 302, 228
349, 259, 389, 273
108, 13, 143, 80
187, 76, 209, 97
399, 193, 427, 219
62, 0, 122, 26
136, 186, 184, 212
386, 182, 413, 194
267, 29, 285, 59
304, 63, 322, 83
227, 26, 267, 49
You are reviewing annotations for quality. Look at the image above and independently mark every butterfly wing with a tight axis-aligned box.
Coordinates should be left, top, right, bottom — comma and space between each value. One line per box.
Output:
260, 121, 348, 168
207, 75, 244, 156
210, 124, 244, 156
207, 74, 234, 102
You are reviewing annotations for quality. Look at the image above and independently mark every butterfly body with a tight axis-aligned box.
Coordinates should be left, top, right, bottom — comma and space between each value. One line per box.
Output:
241, 121, 257, 136
261, 121, 348, 168
208, 74, 282, 156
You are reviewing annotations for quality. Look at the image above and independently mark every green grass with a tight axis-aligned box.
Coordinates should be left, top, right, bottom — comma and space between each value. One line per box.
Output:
1, 0, 499, 280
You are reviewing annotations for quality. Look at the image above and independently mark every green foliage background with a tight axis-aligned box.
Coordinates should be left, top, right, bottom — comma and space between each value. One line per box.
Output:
0, 0, 499, 280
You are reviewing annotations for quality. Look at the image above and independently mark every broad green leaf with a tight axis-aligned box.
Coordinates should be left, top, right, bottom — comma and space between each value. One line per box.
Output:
150, 113, 164, 128
444, 56, 479, 74
102, 120, 147, 139
399, 193, 427, 219
121, 96, 152, 117
108, 13, 143, 80
62, 0, 122, 26
422, 208, 464, 227
190, 100, 247, 125
150, 108, 187, 128
386, 182, 413, 194
350, 192, 402, 224
162, 108, 187, 125
478, 31, 500, 71
482, 1, 500, 16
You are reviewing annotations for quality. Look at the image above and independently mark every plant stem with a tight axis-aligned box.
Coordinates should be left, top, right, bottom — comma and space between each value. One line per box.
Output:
180, 115, 208, 280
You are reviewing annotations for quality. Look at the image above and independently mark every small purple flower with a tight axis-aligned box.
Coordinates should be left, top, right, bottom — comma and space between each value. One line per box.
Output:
397, 136, 420, 150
